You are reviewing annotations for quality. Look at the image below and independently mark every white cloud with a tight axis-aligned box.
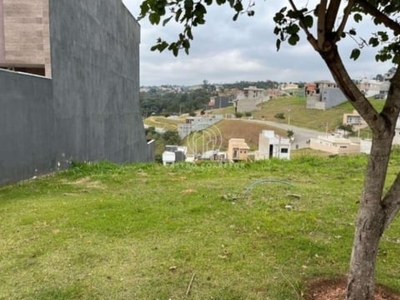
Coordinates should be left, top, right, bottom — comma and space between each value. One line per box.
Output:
124, 0, 393, 86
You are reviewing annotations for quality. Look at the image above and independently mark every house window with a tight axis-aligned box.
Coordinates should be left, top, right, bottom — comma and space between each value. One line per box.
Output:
281, 148, 288, 153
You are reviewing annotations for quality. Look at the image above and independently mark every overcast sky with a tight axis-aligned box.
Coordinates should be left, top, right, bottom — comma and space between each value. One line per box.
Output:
123, 0, 393, 87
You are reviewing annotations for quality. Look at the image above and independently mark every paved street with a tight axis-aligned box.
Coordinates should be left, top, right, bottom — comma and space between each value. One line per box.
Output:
234, 118, 329, 149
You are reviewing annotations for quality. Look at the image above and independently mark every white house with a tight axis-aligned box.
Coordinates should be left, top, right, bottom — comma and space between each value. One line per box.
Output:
255, 130, 291, 160
162, 145, 187, 165
309, 135, 360, 154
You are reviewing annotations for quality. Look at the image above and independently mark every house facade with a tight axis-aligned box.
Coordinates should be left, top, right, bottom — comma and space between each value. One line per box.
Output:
0, 0, 51, 76
255, 130, 291, 160
178, 115, 223, 139
306, 80, 347, 110
227, 138, 250, 162
309, 135, 360, 154
343, 110, 368, 130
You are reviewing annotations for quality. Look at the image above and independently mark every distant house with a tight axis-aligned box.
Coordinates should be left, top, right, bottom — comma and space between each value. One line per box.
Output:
357, 78, 383, 98
309, 135, 360, 154
305, 80, 347, 110
343, 110, 368, 130
162, 145, 187, 165
255, 130, 291, 160
243, 86, 265, 98
227, 138, 250, 162
234, 86, 268, 113
280, 83, 299, 91
178, 115, 223, 139
208, 96, 233, 109
393, 117, 400, 146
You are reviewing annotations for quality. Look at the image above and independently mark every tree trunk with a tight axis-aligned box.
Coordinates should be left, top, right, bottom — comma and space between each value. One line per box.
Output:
346, 137, 393, 300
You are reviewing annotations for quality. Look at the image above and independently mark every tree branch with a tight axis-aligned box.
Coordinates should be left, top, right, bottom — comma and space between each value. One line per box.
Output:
355, 0, 400, 36
382, 172, 400, 230
325, 0, 341, 32
317, 0, 327, 49
288, 0, 319, 50
380, 66, 400, 129
318, 45, 387, 134
335, 0, 355, 42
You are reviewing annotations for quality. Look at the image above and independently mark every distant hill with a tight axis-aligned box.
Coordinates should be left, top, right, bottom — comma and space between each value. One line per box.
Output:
183, 119, 287, 153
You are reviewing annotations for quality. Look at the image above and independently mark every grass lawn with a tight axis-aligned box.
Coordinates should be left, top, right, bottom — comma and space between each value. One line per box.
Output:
1, 154, 400, 299
144, 116, 185, 131
253, 96, 386, 133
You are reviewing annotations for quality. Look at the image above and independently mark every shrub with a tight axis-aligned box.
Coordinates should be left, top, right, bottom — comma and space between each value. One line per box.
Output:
274, 112, 285, 120
235, 112, 243, 118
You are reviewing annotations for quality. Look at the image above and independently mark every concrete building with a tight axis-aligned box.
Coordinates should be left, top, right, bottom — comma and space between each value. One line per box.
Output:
234, 86, 269, 113
357, 78, 383, 98
305, 80, 347, 110
255, 130, 291, 160
162, 145, 187, 165
343, 110, 368, 130
178, 115, 223, 139
309, 135, 360, 154
227, 138, 250, 162
0, 0, 51, 76
0, 0, 153, 185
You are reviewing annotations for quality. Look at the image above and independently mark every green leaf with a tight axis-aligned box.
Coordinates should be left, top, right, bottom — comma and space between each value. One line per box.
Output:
302, 15, 313, 28
350, 48, 361, 60
233, 1, 243, 12
195, 3, 207, 15
288, 34, 299, 46
369, 37, 379, 47
276, 39, 281, 51
353, 13, 362, 23
186, 27, 193, 40
349, 29, 356, 36
175, 8, 182, 22
149, 13, 161, 25
162, 16, 173, 26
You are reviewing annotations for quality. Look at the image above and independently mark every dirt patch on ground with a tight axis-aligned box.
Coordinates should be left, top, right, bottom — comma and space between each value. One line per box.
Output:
61, 177, 105, 190
305, 278, 400, 300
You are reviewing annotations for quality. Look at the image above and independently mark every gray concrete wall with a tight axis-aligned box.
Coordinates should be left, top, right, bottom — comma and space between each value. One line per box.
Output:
49, 0, 149, 164
0, 69, 54, 185
323, 88, 347, 109
0, 0, 152, 185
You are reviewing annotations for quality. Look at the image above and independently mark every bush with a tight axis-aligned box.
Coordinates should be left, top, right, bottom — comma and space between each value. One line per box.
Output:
162, 130, 181, 145
274, 112, 285, 120
244, 111, 252, 117
189, 111, 196, 117
235, 112, 243, 118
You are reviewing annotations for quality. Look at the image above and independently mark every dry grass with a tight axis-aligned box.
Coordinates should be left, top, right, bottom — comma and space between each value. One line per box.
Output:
184, 119, 288, 152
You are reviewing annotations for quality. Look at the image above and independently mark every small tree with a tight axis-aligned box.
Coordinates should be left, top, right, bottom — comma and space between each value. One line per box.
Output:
287, 129, 294, 141
188, 111, 196, 117
234, 112, 243, 118
274, 112, 285, 120
162, 130, 181, 145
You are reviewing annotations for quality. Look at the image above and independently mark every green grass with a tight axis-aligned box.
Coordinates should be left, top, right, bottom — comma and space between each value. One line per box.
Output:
253, 96, 386, 132
144, 116, 185, 131
1, 155, 400, 299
